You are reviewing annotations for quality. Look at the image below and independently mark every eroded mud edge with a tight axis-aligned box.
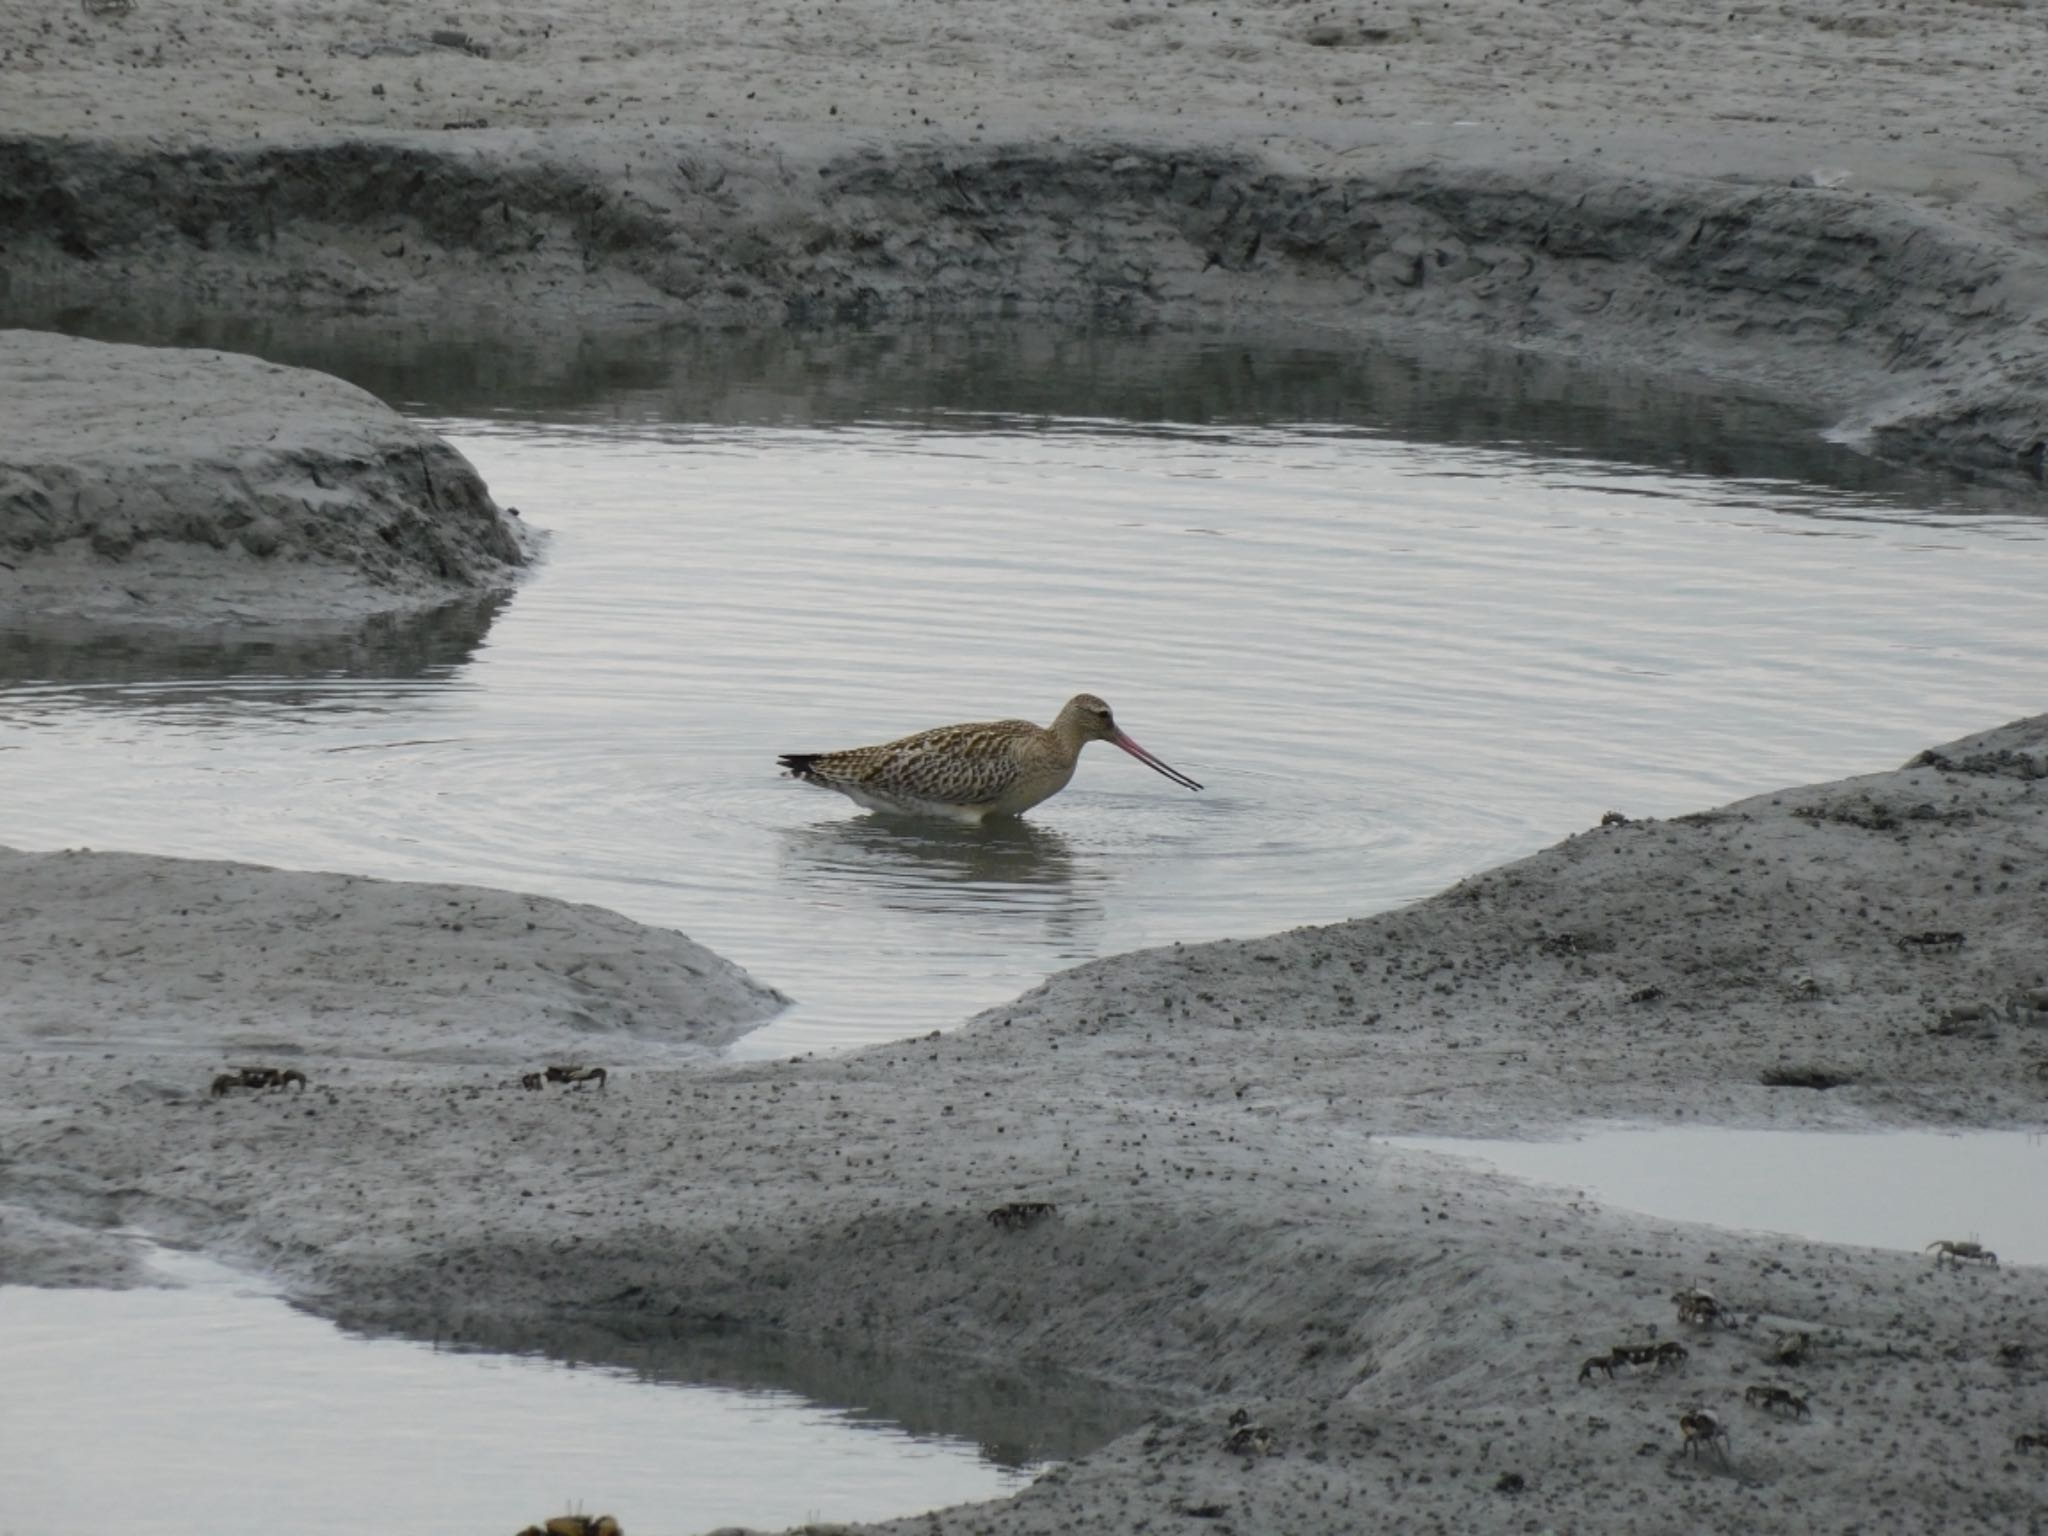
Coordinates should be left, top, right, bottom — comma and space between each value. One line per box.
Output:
5, 132, 2043, 483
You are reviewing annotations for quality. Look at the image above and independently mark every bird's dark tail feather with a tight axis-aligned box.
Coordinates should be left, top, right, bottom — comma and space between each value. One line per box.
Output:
778, 753, 821, 781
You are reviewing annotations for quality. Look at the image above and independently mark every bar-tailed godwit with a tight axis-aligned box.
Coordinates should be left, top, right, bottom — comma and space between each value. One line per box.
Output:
777, 693, 1202, 822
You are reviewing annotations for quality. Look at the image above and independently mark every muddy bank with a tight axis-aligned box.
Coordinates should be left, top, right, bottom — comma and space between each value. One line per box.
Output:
0, 330, 531, 627
0, 845, 788, 1067
8, 136, 2046, 484
4, 0, 2047, 479
4, 313, 1983, 511
978, 714, 2048, 1140
4, 718, 2045, 1532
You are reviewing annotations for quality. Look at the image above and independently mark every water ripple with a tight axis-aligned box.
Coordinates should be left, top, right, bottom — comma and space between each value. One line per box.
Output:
4, 399, 2045, 1055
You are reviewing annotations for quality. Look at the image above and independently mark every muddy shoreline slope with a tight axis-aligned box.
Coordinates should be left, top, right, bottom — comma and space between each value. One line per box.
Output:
4, 1, 2048, 1531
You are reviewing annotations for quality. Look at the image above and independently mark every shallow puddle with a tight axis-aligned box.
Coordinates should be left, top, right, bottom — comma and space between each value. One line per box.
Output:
1394, 1128, 2048, 1263
0, 1247, 1085, 1536
2, 322, 2046, 1055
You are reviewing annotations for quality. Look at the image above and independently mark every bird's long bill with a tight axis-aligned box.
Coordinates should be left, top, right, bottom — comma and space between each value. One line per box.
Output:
1112, 729, 1203, 792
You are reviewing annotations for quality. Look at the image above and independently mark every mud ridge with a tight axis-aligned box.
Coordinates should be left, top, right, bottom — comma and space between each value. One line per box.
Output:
0, 328, 532, 626
4, 133, 2044, 480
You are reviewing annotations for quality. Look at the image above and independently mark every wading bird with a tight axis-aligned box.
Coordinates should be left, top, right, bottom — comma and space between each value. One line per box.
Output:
778, 693, 1201, 822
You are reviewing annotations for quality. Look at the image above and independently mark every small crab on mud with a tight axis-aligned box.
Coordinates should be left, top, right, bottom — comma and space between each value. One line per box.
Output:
986, 1200, 1058, 1230
541, 1065, 608, 1090
1672, 1283, 1726, 1327
1678, 1409, 1731, 1462
1223, 1408, 1278, 1456
1744, 1384, 1810, 1419
1927, 1239, 1998, 1267
211, 1066, 308, 1096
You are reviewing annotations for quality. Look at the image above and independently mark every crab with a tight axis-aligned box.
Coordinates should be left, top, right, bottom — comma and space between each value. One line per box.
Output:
1744, 1384, 1810, 1419
520, 1072, 545, 1091
1896, 930, 1965, 952
1678, 1409, 1730, 1461
1222, 1413, 1277, 1456
516, 1518, 621, 1536
210, 1066, 308, 1096
1672, 1285, 1723, 1327
1769, 1331, 1812, 1366
986, 1200, 1057, 1230
1927, 1239, 1998, 1267
2015, 1431, 2048, 1454
1932, 1003, 1995, 1037
1578, 1341, 1684, 1384
1604, 1341, 1688, 1374
543, 1065, 608, 1090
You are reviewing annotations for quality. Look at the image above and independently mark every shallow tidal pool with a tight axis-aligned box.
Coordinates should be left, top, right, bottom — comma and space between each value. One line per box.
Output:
3, 322, 2044, 1058
1393, 1128, 2048, 1263
0, 1247, 1078, 1536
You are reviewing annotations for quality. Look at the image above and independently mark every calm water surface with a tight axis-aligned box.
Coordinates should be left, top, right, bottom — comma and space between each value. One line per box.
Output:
1393, 1130, 2048, 1263
2, 325, 2044, 1055
0, 1247, 1066, 1535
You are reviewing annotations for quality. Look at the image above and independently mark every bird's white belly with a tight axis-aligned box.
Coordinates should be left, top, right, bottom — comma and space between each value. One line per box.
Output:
837, 782, 993, 823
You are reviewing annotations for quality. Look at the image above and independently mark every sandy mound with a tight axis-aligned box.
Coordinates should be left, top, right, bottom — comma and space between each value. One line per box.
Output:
0, 845, 788, 1063
0, 330, 532, 628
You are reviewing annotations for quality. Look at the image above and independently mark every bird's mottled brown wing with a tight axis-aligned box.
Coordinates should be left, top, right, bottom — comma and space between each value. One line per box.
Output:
781, 715, 1067, 813
842, 719, 1037, 804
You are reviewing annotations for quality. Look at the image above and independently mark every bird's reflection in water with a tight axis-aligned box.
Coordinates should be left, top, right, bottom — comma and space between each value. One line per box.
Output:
779, 814, 1109, 955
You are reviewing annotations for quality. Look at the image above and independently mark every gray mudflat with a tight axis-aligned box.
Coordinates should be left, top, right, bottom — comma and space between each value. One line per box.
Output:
5, 1, 2048, 1528
5, 719, 2044, 1533
3, 0, 2046, 478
